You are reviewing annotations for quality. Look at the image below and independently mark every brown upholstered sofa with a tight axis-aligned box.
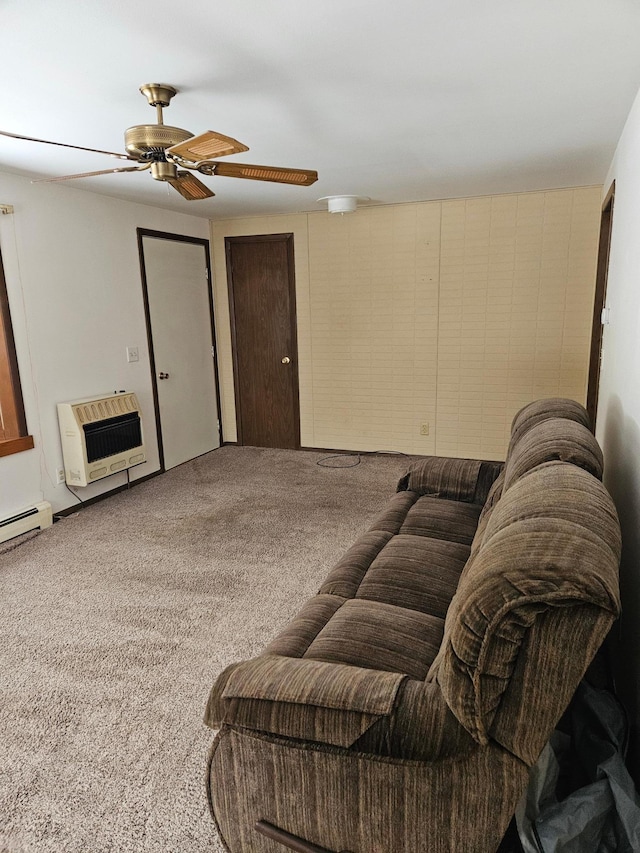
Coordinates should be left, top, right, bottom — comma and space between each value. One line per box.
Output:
205, 398, 621, 853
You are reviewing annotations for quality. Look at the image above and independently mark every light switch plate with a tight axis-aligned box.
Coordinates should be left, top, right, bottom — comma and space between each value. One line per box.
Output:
126, 346, 139, 363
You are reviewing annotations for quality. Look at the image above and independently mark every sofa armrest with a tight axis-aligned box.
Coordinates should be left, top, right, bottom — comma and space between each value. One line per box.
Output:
205, 655, 406, 749
353, 678, 477, 762
397, 456, 504, 504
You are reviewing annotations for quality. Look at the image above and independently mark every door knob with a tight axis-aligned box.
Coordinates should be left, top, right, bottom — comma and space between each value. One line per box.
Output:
158, 372, 170, 379
281, 356, 291, 364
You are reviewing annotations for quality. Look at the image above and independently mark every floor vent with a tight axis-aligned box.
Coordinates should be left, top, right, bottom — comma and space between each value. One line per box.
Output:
0, 501, 53, 544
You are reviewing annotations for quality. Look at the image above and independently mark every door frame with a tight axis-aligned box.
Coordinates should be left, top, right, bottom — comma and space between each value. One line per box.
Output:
137, 228, 222, 471
225, 233, 301, 448
586, 182, 615, 430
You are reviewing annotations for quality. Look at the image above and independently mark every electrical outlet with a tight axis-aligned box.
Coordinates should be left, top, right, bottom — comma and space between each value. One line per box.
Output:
56, 468, 66, 485
420, 422, 430, 436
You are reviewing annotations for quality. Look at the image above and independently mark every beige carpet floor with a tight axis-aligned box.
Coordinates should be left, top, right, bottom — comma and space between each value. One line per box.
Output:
0, 446, 414, 853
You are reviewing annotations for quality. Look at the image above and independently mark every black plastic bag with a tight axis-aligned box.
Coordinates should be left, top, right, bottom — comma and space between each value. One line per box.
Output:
516, 681, 640, 852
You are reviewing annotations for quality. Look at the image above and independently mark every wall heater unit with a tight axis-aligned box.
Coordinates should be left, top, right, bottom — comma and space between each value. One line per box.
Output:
0, 501, 53, 544
57, 392, 146, 487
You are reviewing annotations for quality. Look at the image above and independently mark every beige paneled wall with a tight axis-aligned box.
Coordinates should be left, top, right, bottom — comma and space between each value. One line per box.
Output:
306, 204, 441, 453
437, 187, 601, 459
210, 187, 600, 459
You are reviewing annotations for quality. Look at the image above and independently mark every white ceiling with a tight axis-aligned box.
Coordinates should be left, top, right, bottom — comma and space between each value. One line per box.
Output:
1, 0, 640, 220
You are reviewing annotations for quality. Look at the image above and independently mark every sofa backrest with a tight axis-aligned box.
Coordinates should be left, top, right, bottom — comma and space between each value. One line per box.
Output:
503, 417, 603, 490
430, 403, 621, 765
508, 397, 592, 451
469, 408, 603, 562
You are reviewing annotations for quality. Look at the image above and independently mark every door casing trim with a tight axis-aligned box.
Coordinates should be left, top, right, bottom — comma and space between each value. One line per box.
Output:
137, 228, 222, 470
586, 182, 615, 430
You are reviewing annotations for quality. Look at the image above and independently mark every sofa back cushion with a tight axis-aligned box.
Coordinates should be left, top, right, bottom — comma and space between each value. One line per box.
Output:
503, 418, 603, 491
509, 397, 591, 450
431, 461, 620, 749
468, 399, 600, 563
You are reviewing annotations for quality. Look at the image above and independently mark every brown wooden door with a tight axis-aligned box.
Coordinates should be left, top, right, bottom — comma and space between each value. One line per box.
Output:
226, 234, 300, 449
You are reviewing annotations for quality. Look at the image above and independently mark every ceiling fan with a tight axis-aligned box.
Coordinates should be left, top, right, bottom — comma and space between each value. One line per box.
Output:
0, 84, 318, 201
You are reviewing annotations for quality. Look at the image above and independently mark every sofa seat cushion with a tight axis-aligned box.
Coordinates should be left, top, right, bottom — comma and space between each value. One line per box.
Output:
355, 534, 469, 619
303, 599, 444, 680
265, 594, 347, 658
468, 469, 506, 561
319, 531, 394, 599
400, 495, 482, 546
366, 491, 420, 535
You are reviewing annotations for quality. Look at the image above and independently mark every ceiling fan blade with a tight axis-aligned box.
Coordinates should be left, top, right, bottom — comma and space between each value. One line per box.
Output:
168, 171, 215, 200
0, 129, 132, 160
32, 165, 150, 183
209, 161, 318, 186
166, 130, 249, 162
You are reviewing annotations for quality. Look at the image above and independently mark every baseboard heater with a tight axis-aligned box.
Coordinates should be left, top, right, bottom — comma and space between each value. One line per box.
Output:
0, 501, 53, 544
57, 392, 146, 487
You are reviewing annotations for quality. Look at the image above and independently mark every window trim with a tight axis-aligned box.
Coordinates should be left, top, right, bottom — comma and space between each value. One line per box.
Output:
0, 435, 34, 457
0, 240, 33, 457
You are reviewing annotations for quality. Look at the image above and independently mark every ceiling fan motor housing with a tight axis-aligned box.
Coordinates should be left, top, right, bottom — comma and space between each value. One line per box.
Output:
124, 124, 193, 159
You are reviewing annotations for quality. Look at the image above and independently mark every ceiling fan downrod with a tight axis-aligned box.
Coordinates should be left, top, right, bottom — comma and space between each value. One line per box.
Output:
124, 84, 193, 167
139, 83, 179, 127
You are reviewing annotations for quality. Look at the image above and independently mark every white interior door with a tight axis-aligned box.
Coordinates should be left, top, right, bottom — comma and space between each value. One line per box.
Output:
141, 234, 220, 470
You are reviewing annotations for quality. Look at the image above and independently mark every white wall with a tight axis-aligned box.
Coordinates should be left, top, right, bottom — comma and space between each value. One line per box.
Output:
596, 84, 640, 782
0, 171, 209, 517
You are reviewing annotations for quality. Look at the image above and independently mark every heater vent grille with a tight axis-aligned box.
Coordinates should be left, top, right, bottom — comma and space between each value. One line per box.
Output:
57, 393, 146, 487
74, 393, 138, 424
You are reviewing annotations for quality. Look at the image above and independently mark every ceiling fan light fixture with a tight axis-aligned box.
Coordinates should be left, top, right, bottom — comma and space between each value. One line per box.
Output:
150, 161, 178, 182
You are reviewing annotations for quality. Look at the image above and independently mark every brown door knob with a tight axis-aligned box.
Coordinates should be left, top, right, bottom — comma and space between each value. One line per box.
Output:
281, 356, 291, 364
